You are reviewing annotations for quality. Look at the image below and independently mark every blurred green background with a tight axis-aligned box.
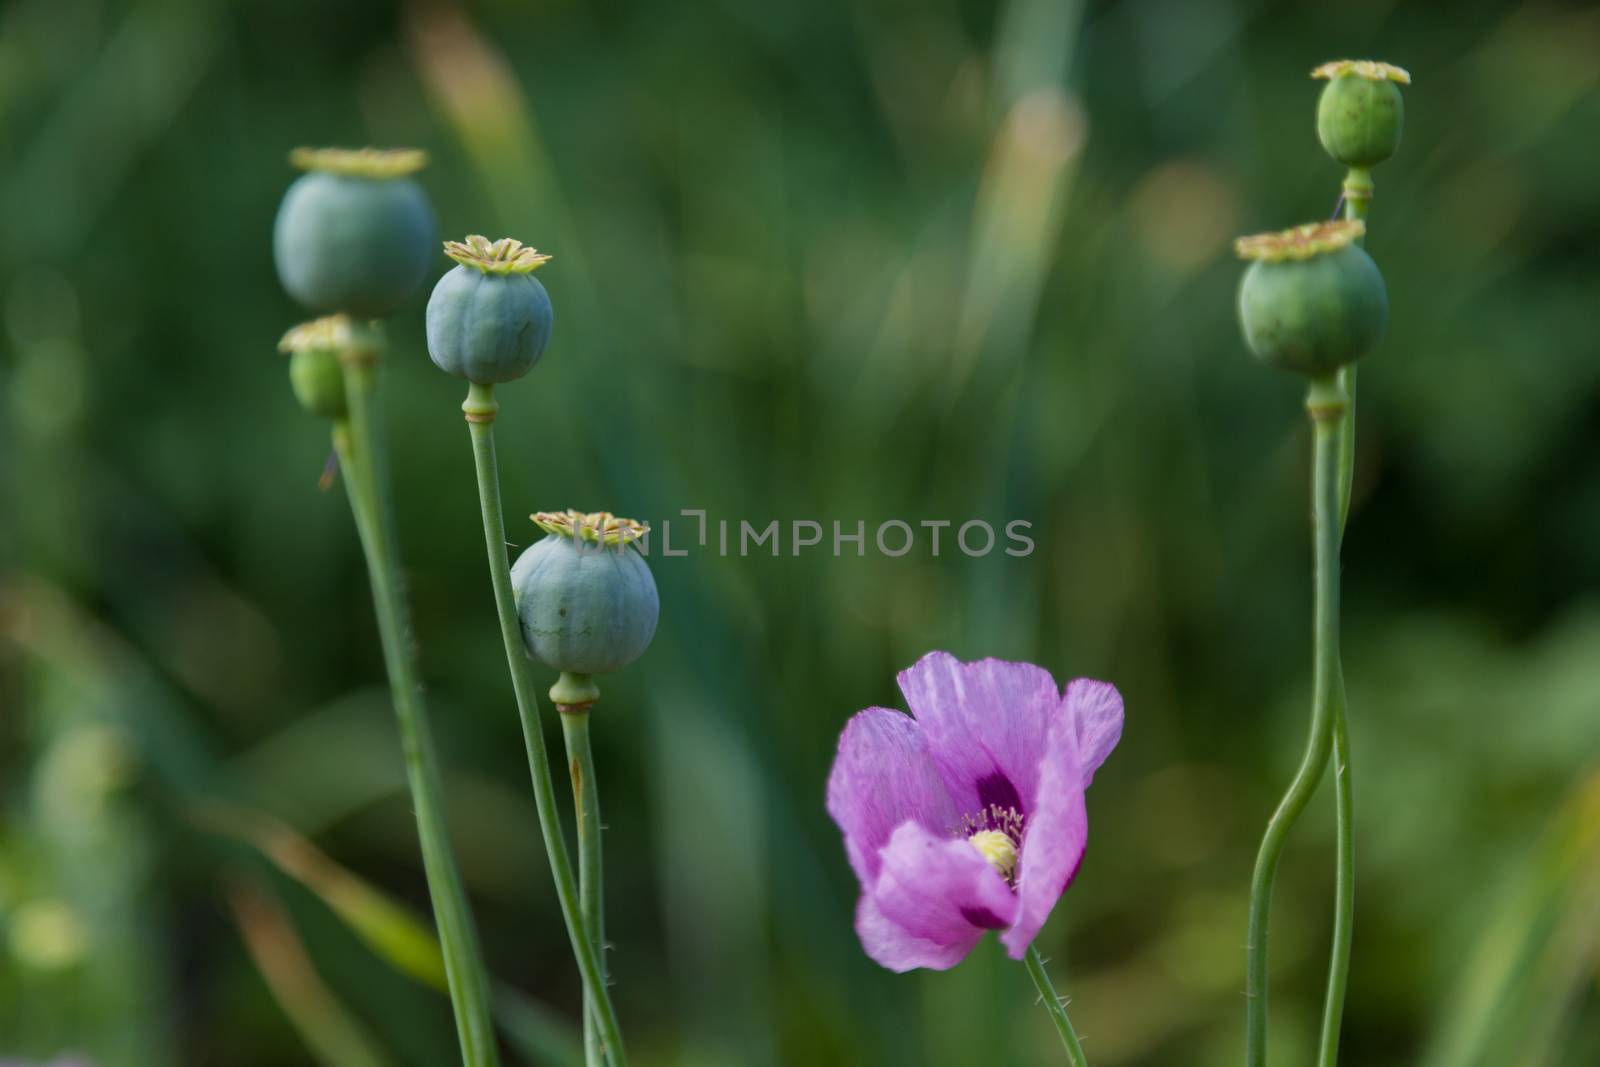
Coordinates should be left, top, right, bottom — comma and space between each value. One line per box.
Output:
4, 0, 1599, 1064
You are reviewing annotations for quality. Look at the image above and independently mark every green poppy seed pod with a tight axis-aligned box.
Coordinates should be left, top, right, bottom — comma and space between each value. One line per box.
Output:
1235, 220, 1388, 378
279, 316, 352, 418
426, 236, 554, 384
1313, 60, 1409, 169
511, 511, 658, 677
273, 148, 436, 318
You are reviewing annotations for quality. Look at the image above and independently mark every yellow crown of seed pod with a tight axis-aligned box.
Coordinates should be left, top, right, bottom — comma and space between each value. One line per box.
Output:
531, 510, 650, 547
443, 235, 553, 275
1311, 60, 1410, 84
288, 146, 431, 179
1234, 220, 1365, 262
278, 313, 355, 354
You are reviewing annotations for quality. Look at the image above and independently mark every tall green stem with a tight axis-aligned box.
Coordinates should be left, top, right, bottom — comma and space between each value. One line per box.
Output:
1244, 376, 1346, 1067
1314, 165, 1370, 1067
559, 700, 607, 1067
1317, 673, 1353, 1067
1335, 166, 1370, 528
461, 381, 629, 1066
334, 339, 500, 1067
1023, 945, 1090, 1067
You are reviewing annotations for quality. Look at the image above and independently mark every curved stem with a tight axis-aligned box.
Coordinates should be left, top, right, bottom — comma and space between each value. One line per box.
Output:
1244, 376, 1345, 1067
1024, 945, 1090, 1067
336, 345, 500, 1067
559, 705, 607, 1067
462, 382, 630, 1066
1314, 166, 1370, 1067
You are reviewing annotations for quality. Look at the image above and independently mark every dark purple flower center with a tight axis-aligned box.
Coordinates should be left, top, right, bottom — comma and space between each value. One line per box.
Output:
959, 906, 1011, 930
956, 779, 1028, 895
965, 772, 1027, 848
974, 771, 1025, 819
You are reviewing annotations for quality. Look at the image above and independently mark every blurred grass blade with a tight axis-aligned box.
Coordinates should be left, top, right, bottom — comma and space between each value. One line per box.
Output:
227, 878, 399, 1067
948, 86, 1086, 396
404, 2, 585, 281
946, 0, 1087, 400
992, 0, 1084, 115
195, 802, 581, 1066
1422, 767, 1600, 1067
195, 803, 449, 988
223, 693, 408, 839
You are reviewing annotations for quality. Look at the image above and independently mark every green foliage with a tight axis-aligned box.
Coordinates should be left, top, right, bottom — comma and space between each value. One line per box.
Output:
3, 1, 1599, 1066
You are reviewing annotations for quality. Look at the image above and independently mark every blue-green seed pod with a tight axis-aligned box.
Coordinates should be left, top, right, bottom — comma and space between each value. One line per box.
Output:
273, 148, 436, 318
426, 235, 554, 384
511, 511, 658, 677
279, 316, 352, 419
1313, 60, 1409, 169
1235, 220, 1387, 378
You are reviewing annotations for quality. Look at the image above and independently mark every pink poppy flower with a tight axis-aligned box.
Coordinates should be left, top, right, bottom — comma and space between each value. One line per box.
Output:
827, 651, 1123, 970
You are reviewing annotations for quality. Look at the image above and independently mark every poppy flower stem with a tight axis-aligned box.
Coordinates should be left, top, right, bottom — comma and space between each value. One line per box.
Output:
1316, 168, 1371, 1067
1245, 375, 1346, 1067
1318, 672, 1353, 1067
559, 706, 608, 1067
462, 381, 630, 1066
1024, 944, 1090, 1067
1335, 168, 1370, 528
333, 341, 500, 1067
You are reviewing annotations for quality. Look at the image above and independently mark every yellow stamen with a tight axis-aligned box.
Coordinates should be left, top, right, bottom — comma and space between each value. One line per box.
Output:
968, 830, 1018, 881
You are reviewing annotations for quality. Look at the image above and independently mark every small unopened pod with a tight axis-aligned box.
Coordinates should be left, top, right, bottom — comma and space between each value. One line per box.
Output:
278, 316, 352, 419
426, 235, 554, 384
1313, 60, 1409, 169
1235, 220, 1387, 378
274, 148, 436, 318
512, 511, 658, 677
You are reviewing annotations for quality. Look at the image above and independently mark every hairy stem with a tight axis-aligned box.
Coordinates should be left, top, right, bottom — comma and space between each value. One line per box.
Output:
461, 381, 630, 1066
1244, 376, 1346, 1067
1024, 945, 1091, 1067
335, 344, 500, 1067
559, 705, 607, 1066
